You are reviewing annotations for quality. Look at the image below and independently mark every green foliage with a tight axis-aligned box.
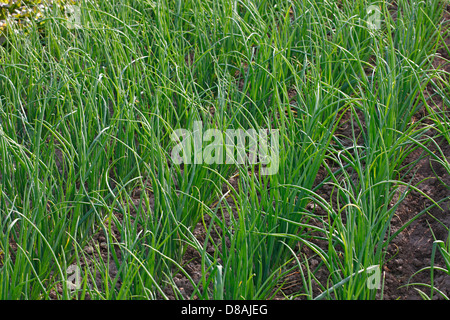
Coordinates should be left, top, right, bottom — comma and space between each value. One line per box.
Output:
0, 0, 447, 300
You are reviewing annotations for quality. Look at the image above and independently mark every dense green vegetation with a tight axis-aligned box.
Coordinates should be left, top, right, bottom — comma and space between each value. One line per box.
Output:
0, 0, 449, 300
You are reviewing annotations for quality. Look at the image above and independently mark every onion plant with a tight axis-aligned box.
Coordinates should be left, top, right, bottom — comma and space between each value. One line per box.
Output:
0, 0, 447, 300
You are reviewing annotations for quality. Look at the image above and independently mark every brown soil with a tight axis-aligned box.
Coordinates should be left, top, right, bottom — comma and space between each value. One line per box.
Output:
166, 5, 450, 301
40, 2, 450, 301
167, 116, 450, 300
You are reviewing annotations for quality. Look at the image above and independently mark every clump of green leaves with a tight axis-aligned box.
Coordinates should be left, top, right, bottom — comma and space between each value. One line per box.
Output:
0, 0, 447, 300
